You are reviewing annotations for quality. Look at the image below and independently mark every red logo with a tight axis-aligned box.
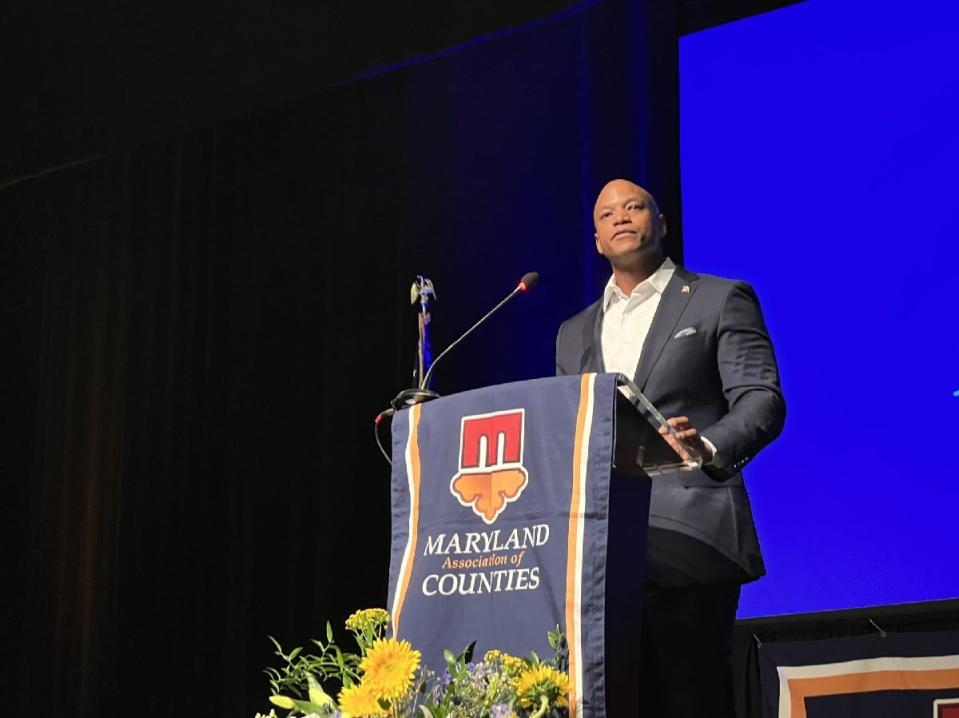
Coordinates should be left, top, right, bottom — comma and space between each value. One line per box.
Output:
450, 409, 529, 524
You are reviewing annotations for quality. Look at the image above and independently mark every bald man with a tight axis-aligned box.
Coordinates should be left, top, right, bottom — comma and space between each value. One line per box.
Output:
556, 179, 786, 717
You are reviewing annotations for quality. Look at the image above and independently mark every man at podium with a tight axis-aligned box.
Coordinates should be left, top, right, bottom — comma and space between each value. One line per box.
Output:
555, 179, 786, 718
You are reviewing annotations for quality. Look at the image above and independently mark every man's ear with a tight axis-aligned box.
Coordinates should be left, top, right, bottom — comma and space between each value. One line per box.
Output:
658, 215, 668, 238
594, 233, 604, 256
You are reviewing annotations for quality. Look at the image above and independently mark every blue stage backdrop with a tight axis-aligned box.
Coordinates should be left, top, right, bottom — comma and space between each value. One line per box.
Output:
679, 0, 959, 617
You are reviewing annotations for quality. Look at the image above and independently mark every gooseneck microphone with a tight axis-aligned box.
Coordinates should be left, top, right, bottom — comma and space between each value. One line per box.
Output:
516, 271, 539, 293
420, 271, 538, 391
374, 271, 539, 465
387, 271, 539, 413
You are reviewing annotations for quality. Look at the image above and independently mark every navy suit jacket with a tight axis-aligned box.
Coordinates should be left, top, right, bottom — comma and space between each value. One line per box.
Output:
555, 266, 785, 584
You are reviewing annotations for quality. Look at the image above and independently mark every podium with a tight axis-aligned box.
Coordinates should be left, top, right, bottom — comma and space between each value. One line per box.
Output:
387, 373, 694, 718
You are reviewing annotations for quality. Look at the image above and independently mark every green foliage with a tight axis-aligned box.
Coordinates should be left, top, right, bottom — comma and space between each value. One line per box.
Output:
546, 625, 569, 672
344, 608, 391, 654
259, 609, 570, 718
263, 632, 360, 701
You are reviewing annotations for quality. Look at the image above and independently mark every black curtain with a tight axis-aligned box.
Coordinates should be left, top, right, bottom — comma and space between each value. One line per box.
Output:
1, 1, 679, 715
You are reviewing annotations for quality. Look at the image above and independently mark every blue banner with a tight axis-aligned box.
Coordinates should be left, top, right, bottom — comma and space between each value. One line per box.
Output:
388, 374, 620, 717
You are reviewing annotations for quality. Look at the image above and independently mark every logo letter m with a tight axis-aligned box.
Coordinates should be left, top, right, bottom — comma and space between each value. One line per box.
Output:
450, 410, 529, 524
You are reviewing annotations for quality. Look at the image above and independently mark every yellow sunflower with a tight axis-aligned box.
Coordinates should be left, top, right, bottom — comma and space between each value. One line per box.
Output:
338, 682, 387, 717
359, 638, 421, 700
514, 664, 572, 710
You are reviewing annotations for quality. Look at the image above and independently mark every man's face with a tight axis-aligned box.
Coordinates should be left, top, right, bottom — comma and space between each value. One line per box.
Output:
593, 180, 666, 266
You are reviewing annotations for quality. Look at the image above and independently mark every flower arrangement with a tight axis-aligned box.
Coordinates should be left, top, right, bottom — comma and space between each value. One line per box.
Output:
257, 608, 570, 718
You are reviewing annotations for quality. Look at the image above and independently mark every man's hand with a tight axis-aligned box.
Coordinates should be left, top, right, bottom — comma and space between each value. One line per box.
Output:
659, 416, 714, 464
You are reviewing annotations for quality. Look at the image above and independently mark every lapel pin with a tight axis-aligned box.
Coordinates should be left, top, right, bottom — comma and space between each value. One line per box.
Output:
682, 285, 690, 294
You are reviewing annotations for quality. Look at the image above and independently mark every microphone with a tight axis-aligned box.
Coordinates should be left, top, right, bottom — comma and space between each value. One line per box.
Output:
420, 271, 538, 390
389, 271, 539, 412
518, 271, 539, 293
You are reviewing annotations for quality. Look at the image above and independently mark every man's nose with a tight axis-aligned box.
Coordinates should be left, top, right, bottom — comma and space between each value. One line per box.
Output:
613, 209, 630, 223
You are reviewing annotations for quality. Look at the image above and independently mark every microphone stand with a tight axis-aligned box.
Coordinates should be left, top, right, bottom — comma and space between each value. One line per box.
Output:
374, 272, 538, 464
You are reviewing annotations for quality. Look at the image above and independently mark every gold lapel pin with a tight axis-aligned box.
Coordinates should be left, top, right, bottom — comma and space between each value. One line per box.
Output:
682, 285, 690, 294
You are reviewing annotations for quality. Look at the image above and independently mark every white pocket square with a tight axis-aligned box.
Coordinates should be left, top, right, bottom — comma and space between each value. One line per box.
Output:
673, 327, 697, 339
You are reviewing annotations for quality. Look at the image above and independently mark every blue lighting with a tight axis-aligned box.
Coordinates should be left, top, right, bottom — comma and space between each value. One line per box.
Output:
681, 0, 959, 617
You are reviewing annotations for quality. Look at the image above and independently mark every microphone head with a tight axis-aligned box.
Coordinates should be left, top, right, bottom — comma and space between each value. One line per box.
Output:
518, 271, 540, 292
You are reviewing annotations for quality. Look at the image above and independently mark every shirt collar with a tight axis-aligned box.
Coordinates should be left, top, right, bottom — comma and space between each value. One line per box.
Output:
602, 257, 676, 313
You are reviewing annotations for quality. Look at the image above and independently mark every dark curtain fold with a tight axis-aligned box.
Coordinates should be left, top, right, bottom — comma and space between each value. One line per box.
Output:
1, 1, 679, 715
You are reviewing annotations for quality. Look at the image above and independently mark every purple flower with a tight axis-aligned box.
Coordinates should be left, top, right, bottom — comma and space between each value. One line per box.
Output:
440, 669, 453, 689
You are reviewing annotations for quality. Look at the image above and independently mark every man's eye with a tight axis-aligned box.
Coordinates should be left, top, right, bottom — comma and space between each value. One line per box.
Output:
628, 202, 644, 211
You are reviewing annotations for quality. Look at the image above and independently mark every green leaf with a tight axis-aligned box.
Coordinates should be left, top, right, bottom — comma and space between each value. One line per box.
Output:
291, 697, 330, 715
326, 620, 334, 643
462, 641, 476, 665
269, 695, 295, 709
307, 674, 335, 707
289, 646, 303, 661
443, 649, 457, 670
419, 706, 435, 717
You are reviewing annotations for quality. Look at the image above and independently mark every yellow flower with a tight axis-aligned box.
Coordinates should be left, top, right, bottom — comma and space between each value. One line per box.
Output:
345, 608, 391, 633
359, 638, 421, 700
514, 665, 572, 710
338, 682, 388, 717
483, 649, 526, 676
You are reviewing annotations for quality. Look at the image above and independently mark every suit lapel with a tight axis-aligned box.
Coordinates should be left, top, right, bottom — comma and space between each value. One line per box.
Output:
577, 300, 605, 373
633, 268, 699, 390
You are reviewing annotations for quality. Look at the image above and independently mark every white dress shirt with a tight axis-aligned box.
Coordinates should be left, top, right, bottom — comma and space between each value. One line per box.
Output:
600, 257, 676, 378
600, 258, 716, 461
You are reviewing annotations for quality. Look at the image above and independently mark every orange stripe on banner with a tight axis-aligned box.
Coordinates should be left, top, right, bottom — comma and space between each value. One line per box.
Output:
392, 403, 422, 637
565, 374, 592, 715
789, 668, 959, 718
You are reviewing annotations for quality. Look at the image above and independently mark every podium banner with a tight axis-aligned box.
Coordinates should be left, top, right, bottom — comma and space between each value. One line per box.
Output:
388, 373, 619, 717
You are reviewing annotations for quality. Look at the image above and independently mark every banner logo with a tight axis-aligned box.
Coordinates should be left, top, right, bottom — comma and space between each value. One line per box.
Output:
450, 409, 529, 524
